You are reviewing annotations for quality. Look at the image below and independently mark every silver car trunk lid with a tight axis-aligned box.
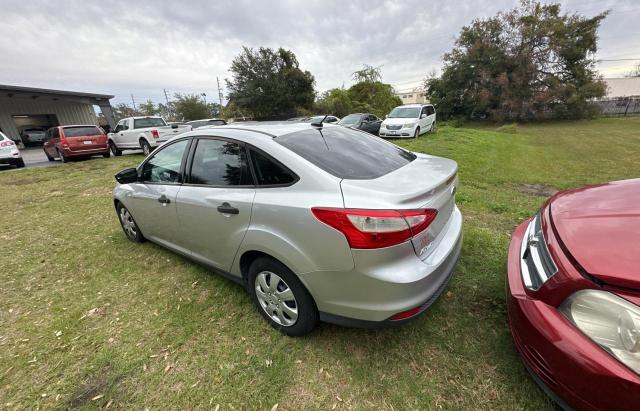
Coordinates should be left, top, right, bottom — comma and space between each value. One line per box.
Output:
340, 153, 458, 259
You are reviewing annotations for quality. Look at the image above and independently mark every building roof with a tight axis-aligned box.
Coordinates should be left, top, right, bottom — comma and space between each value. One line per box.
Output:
0, 84, 113, 100
604, 78, 640, 98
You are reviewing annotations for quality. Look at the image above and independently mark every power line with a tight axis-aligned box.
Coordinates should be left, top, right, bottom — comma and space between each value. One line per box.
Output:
597, 58, 640, 62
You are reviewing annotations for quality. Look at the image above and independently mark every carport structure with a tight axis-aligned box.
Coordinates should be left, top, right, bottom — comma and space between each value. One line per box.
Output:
0, 84, 116, 145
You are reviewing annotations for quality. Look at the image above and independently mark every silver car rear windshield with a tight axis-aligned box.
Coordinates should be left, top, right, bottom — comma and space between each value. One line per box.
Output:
276, 127, 416, 179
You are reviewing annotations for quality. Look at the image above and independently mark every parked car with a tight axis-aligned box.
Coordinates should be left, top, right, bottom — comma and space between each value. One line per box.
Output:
20, 127, 47, 146
185, 118, 228, 129
379, 104, 436, 138
0, 131, 24, 168
113, 123, 461, 336
338, 113, 382, 135
108, 116, 192, 157
43, 125, 110, 163
300, 115, 340, 124
507, 179, 640, 410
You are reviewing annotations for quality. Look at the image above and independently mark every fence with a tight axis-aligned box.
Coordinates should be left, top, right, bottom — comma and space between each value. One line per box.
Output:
593, 96, 640, 117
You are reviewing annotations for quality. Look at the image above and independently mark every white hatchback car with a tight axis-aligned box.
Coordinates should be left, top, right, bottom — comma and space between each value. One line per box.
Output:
0, 131, 24, 168
379, 104, 436, 138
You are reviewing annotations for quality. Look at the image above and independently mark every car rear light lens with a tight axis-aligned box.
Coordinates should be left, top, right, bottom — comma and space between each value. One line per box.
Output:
311, 208, 437, 249
390, 306, 422, 321
560, 289, 640, 374
151, 129, 160, 139
0, 140, 15, 147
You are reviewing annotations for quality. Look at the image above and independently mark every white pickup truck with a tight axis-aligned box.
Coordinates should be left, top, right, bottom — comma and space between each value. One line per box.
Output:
108, 116, 191, 157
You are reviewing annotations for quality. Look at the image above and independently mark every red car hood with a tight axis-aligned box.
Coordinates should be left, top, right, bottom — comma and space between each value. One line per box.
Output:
550, 179, 640, 289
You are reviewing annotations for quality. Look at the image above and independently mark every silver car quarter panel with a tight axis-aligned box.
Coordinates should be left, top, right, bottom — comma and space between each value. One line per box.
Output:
299, 206, 462, 322
232, 185, 355, 277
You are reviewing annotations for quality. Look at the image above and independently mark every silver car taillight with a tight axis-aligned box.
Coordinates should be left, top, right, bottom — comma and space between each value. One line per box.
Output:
520, 211, 557, 290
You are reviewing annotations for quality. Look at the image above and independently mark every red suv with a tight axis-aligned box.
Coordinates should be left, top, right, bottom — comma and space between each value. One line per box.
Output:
43, 125, 110, 163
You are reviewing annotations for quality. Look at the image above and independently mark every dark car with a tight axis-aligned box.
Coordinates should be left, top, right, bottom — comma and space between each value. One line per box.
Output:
338, 113, 382, 135
43, 125, 110, 163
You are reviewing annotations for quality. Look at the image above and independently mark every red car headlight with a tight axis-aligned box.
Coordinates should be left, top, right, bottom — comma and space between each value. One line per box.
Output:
560, 289, 640, 374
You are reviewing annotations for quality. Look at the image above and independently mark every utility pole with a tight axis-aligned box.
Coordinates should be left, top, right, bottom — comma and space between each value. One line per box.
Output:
163, 89, 172, 120
130, 94, 137, 111
217, 76, 223, 107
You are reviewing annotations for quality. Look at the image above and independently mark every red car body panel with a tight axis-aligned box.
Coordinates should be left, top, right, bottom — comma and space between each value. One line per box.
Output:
550, 179, 640, 289
507, 180, 640, 411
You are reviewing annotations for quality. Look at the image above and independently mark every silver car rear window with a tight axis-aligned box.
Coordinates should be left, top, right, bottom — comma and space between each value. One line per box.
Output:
276, 127, 416, 180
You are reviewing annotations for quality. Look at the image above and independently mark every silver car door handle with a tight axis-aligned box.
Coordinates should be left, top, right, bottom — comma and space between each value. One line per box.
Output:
217, 202, 239, 215
157, 195, 171, 205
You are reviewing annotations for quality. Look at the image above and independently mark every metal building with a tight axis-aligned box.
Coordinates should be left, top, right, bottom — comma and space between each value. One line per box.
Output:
0, 84, 116, 145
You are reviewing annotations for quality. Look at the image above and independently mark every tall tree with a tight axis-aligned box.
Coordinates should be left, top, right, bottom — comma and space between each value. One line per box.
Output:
173, 93, 219, 121
347, 65, 402, 118
138, 99, 158, 116
315, 88, 354, 118
315, 65, 402, 118
226, 47, 316, 119
112, 103, 139, 120
426, 1, 608, 121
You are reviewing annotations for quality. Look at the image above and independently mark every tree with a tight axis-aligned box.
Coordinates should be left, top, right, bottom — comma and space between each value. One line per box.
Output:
315, 65, 402, 118
347, 65, 402, 118
352, 65, 383, 83
226, 46, 316, 119
112, 103, 139, 120
315, 88, 353, 118
173, 93, 219, 121
426, 1, 608, 121
138, 99, 158, 116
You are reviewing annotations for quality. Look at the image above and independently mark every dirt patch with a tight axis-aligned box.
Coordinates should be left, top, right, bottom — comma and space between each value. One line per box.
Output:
518, 183, 558, 197
0, 176, 50, 186
69, 367, 122, 409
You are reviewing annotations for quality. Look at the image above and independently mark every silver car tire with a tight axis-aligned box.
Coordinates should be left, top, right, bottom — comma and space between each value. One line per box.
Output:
116, 203, 145, 243
248, 257, 318, 336
414, 127, 420, 138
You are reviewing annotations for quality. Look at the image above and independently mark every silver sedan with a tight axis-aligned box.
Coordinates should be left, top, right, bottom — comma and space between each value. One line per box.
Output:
113, 123, 462, 336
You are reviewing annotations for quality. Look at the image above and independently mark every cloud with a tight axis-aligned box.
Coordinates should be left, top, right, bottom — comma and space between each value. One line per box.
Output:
0, 0, 637, 105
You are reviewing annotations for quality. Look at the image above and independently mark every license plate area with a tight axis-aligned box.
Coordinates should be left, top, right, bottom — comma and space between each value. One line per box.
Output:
83, 140, 93, 145
411, 196, 455, 260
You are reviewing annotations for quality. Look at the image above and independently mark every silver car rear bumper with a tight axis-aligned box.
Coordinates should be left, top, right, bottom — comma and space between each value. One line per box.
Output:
301, 206, 463, 324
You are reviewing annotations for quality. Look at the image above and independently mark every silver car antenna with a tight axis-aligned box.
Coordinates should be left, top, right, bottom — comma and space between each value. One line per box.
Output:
311, 115, 328, 128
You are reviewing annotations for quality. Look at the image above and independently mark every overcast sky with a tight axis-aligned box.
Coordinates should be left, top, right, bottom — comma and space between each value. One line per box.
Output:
1, 0, 638, 106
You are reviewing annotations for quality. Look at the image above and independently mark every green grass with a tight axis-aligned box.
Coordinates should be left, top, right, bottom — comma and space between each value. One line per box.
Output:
1, 117, 639, 410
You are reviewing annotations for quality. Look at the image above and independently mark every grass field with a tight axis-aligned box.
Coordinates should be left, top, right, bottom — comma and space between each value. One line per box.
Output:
1, 117, 639, 410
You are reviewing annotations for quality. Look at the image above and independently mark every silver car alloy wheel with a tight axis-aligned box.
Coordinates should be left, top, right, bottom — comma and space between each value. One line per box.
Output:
255, 271, 298, 326
119, 208, 137, 238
